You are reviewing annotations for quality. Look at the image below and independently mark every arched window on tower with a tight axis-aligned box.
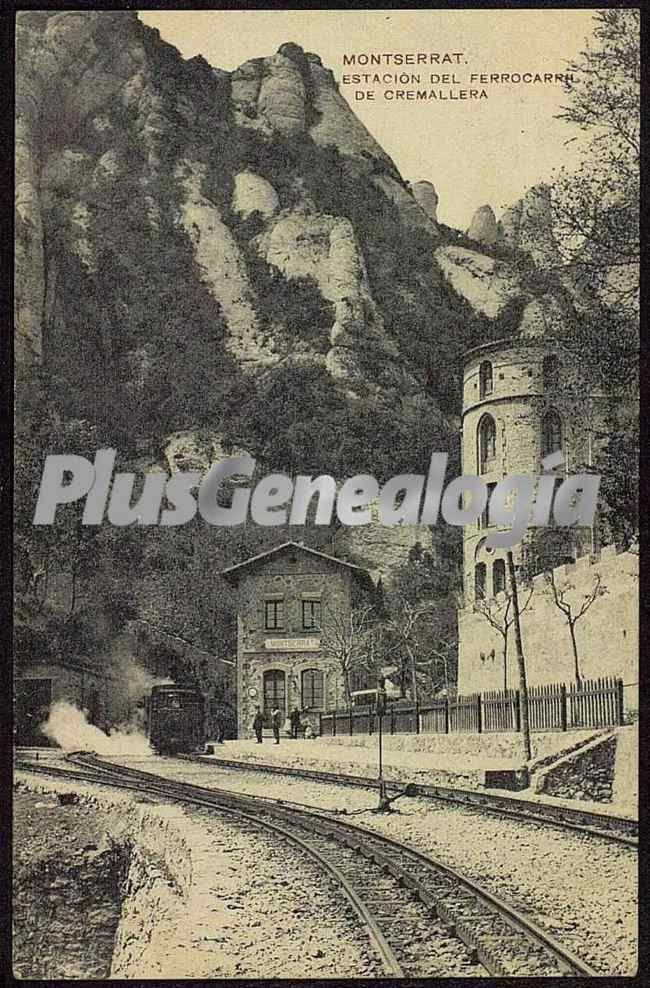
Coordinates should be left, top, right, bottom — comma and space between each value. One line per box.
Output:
474, 563, 487, 599
478, 414, 497, 473
479, 360, 493, 398
542, 354, 560, 391
542, 409, 563, 458
492, 558, 506, 596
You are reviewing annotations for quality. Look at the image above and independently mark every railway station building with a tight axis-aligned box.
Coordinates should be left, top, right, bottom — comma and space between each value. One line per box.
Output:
221, 541, 375, 738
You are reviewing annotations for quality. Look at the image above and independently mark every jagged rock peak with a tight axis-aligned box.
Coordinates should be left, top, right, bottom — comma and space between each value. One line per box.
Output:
411, 181, 438, 222
499, 183, 557, 267
467, 204, 498, 245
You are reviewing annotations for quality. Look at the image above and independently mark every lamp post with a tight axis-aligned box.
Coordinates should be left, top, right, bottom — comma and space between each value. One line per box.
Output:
375, 676, 388, 810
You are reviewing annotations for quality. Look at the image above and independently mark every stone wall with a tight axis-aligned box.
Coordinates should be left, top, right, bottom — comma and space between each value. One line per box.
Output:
458, 547, 638, 696
16, 661, 104, 713
318, 727, 599, 765
534, 732, 617, 802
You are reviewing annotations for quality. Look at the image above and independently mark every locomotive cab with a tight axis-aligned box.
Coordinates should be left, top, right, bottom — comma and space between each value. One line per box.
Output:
148, 684, 206, 755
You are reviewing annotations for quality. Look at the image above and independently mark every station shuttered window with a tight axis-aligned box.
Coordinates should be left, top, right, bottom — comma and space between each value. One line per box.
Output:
479, 360, 493, 398
493, 558, 506, 595
302, 599, 321, 630
478, 414, 497, 473
542, 409, 563, 458
264, 599, 284, 631
302, 668, 324, 709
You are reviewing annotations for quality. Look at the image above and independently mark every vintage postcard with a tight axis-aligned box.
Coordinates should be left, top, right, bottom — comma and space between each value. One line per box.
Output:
13, 6, 639, 980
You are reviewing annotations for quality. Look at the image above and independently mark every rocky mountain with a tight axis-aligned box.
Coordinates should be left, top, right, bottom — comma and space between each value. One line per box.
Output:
15, 10, 575, 485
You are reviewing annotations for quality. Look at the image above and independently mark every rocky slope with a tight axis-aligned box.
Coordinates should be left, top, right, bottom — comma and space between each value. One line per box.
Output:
15, 11, 587, 660
15, 11, 571, 471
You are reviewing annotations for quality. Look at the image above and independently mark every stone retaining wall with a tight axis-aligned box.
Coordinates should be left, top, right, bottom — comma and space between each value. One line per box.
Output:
318, 729, 598, 764
534, 732, 617, 802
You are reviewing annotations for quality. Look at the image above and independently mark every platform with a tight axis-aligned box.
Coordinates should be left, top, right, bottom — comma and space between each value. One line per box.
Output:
202, 737, 526, 790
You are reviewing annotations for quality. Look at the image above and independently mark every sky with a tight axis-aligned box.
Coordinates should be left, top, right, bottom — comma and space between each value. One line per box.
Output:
139, 9, 596, 230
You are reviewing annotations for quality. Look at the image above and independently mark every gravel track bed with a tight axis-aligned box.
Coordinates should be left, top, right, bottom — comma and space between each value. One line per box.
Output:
14, 771, 378, 977
112, 755, 637, 976
174, 806, 382, 978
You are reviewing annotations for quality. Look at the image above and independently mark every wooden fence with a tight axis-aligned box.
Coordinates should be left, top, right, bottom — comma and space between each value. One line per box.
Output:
319, 676, 624, 737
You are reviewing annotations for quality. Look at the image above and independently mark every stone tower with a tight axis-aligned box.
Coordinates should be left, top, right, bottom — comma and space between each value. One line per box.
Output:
460, 337, 606, 604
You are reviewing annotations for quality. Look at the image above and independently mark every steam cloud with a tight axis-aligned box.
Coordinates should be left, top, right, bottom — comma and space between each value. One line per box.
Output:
39, 633, 176, 753
41, 700, 153, 755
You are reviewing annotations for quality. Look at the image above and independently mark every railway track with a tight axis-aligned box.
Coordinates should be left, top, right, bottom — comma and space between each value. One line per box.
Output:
182, 753, 638, 847
15, 752, 600, 977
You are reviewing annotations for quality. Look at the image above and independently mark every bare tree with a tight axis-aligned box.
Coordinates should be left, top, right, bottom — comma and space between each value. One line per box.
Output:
378, 596, 436, 703
318, 600, 377, 703
381, 590, 462, 704
473, 581, 534, 692
543, 569, 608, 681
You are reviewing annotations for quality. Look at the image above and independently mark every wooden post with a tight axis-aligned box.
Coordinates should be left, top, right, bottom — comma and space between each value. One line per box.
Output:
560, 684, 567, 731
514, 689, 521, 732
617, 678, 625, 726
349, 707, 353, 736
444, 697, 449, 734
415, 700, 420, 734
319, 711, 322, 736
390, 705, 395, 735
333, 711, 336, 737
476, 693, 482, 734
506, 550, 531, 760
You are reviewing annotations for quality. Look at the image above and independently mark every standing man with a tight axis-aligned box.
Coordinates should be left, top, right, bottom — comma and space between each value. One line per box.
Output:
289, 706, 301, 740
271, 705, 282, 744
253, 706, 264, 743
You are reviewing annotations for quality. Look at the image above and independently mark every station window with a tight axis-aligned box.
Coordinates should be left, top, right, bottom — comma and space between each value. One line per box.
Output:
264, 599, 284, 631
479, 360, 493, 398
302, 668, 324, 709
302, 599, 321, 631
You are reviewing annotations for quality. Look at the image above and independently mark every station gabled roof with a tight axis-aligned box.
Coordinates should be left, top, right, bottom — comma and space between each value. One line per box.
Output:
220, 540, 374, 589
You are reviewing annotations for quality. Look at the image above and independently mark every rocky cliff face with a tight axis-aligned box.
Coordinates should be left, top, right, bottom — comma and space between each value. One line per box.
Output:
16, 10, 572, 483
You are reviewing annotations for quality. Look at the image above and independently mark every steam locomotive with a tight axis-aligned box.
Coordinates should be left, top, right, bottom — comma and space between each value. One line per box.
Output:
147, 684, 206, 755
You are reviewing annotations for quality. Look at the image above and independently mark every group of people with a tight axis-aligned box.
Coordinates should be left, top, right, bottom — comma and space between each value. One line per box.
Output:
252, 705, 308, 743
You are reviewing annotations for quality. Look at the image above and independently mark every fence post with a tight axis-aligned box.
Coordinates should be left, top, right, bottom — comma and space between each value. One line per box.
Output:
390, 705, 395, 735
560, 684, 567, 732
415, 701, 420, 734
616, 678, 625, 726
319, 712, 322, 736
349, 708, 353, 736
332, 710, 336, 736
444, 697, 449, 734
514, 690, 521, 732
476, 693, 482, 734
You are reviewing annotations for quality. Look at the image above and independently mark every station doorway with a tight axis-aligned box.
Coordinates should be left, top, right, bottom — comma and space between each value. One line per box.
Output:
15, 679, 52, 746
263, 669, 286, 727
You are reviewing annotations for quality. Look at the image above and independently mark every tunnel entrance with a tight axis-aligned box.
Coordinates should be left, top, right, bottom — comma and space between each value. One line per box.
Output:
15, 678, 52, 746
